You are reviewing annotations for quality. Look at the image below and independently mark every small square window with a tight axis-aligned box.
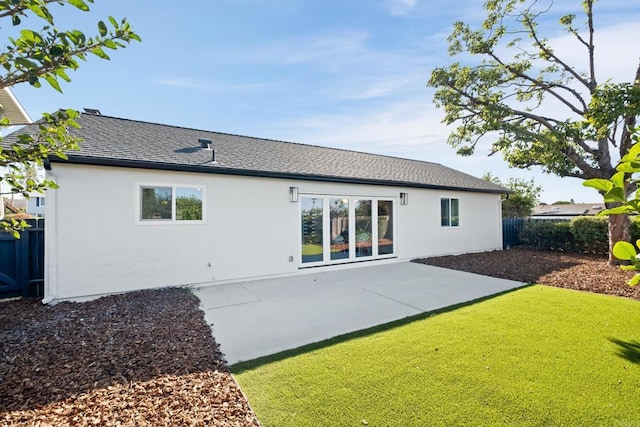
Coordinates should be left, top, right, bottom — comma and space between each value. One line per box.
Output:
176, 187, 203, 221
141, 187, 172, 220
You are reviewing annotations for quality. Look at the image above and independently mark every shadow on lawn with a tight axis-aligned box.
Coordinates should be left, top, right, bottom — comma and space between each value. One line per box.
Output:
231, 284, 532, 374
0, 288, 225, 412
609, 338, 640, 364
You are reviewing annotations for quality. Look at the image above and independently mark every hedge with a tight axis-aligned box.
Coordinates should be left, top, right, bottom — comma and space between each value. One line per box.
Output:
519, 216, 640, 254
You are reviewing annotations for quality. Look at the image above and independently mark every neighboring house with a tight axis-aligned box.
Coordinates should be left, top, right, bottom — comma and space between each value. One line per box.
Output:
531, 203, 605, 220
26, 192, 45, 218
9, 197, 26, 211
0, 87, 32, 126
2, 197, 34, 220
7, 111, 508, 303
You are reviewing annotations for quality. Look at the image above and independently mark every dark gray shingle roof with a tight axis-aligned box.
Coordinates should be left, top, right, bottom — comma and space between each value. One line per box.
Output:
9, 113, 507, 193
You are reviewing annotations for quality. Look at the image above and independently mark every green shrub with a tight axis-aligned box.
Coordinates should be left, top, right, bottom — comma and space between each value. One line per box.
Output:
519, 221, 574, 251
518, 216, 640, 254
570, 216, 608, 253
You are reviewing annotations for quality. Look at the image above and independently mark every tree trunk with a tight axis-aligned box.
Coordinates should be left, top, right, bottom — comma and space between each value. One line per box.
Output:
608, 213, 630, 265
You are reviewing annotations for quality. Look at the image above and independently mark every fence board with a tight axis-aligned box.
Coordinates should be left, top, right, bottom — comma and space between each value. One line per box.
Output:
0, 219, 44, 298
502, 218, 525, 249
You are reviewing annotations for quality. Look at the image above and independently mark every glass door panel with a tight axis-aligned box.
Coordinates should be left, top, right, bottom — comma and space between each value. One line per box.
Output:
377, 200, 394, 255
301, 197, 323, 263
330, 198, 350, 260
355, 199, 372, 258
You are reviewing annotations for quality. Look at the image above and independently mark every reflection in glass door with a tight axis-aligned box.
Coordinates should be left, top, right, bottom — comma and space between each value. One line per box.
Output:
301, 197, 323, 264
330, 198, 349, 260
300, 195, 395, 266
378, 200, 394, 255
355, 199, 372, 258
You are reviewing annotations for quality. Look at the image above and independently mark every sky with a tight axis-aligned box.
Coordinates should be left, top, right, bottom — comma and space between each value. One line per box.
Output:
7, 0, 640, 204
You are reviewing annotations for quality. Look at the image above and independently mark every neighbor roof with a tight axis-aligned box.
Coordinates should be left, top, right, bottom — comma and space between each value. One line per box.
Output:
532, 203, 605, 217
0, 88, 31, 125
7, 112, 507, 193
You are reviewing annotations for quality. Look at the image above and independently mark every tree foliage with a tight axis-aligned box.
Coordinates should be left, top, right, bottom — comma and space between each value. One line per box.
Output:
176, 195, 203, 221
482, 172, 541, 218
584, 128, 640, 285
428, 0, 640, 262
0, 0, 140, 237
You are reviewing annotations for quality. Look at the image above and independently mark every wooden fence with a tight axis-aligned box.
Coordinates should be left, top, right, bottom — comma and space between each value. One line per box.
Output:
0, 219, 44, 299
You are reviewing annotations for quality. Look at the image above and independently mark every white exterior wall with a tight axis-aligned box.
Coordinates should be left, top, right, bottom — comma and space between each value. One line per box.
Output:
45, 164, 502, 301
26, 196, 45, 217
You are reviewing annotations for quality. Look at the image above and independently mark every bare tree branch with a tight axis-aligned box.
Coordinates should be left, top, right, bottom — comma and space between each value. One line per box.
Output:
487, 51, 588, 114
521, 13, 593, 91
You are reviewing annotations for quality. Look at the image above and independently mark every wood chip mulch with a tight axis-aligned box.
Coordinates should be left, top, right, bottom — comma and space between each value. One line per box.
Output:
414, 247, 640, 300
0, 288, 260, 426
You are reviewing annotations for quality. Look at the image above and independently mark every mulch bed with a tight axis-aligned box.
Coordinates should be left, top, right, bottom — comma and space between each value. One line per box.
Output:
414, 247, 640, 300
0, 288, 259, 426
2, 249, 639, 425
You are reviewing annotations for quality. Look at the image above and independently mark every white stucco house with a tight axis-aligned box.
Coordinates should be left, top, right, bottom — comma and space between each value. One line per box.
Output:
7, 111, 507, 303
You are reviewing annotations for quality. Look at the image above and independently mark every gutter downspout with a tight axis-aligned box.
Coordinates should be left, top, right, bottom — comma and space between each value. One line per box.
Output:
42, 160, 57, 304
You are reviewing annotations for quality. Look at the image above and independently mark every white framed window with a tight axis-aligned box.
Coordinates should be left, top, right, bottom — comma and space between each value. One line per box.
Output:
441, 197, 459, 227
36, 197, 45, 207
138, 184, 205, 223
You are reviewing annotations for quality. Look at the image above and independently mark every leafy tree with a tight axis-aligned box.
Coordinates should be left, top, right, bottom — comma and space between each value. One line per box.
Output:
584, 128, 640, 285
176, 195, 203, 221
482, 172, 542, 218
0, 0, 140, 237
428, 0, 640, 264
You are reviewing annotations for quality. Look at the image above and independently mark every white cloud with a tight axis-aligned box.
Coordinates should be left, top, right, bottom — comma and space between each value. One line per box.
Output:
548, 21, 639, 83
389, 0, 417, 16
330, 76, 412, 100
151, 78, 286, 92
283, 32, 371, 64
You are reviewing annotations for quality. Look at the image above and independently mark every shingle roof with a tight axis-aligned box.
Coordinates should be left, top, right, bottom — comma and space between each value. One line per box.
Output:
532, 203, 605, 216
7, 112, 507, 193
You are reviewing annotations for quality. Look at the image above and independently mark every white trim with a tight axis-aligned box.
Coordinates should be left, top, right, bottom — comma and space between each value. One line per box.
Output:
42, 169, 58, 304
299, 194, 397, 268
440, 196, 461, 228
0, 87, 32, 124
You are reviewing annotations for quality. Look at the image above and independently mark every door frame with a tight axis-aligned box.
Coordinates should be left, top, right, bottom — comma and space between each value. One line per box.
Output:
298, 193, 396, 268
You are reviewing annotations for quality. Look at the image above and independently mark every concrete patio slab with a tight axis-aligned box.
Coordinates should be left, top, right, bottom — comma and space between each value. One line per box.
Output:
195, 261, 525, 365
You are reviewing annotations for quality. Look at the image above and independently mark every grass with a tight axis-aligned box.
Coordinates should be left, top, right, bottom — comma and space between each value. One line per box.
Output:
301, 244, 323, 256
234, 286, 640, 426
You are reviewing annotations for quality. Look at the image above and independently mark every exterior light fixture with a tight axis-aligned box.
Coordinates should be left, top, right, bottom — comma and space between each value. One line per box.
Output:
400, 192, 408, 205
289, 187, 299, 202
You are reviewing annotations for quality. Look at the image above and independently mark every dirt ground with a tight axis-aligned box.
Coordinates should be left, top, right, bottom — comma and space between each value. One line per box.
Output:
0, 288, 259, 426
2, 248, 638, 426
415, 248, 640, 300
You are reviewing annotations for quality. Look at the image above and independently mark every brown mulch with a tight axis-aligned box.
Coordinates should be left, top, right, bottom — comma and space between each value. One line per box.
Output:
0, 288, 260, 426
3, 249, 638, 425
415, 247, 640, 300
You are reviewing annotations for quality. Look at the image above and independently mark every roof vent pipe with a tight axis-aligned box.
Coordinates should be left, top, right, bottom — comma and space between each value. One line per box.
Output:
198, 138, 213, 149
211, 149, 216, 163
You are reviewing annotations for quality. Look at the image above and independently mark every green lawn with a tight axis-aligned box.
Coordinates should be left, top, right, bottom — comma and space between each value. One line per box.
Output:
301, 244, 323, 256
234, 286, 640, 426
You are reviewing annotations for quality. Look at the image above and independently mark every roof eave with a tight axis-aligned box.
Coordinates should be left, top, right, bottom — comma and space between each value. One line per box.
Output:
49, 155, 509, 194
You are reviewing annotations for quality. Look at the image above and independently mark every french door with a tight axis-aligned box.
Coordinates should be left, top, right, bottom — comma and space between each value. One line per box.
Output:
300, 195, 395, 267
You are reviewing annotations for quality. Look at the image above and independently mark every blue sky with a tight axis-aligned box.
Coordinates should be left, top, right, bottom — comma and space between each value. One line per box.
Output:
9, 0, 640, 203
